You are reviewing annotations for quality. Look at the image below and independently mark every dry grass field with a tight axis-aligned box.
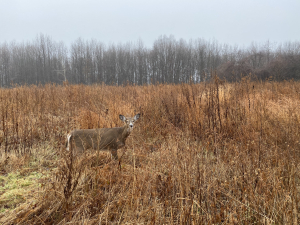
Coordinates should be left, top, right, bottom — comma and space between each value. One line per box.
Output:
0, 78, 299, 224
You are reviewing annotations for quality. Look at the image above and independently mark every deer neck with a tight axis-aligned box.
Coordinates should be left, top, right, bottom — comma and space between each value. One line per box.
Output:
121, 125, 132, 140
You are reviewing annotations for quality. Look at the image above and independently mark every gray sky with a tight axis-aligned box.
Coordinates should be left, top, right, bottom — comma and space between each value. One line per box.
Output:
1, 0, 299, 47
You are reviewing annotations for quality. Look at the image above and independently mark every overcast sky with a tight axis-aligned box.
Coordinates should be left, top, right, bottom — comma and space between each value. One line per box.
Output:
1, 0, 299, 48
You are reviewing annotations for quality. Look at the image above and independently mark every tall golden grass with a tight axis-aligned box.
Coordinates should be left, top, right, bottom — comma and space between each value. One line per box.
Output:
1, 78, 299, 224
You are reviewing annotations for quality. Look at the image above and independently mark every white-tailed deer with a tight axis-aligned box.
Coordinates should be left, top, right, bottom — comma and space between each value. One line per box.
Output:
66, 114, 140, 159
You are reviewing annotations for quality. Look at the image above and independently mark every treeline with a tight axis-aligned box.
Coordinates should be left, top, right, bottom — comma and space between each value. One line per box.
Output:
0, 34, 300, 86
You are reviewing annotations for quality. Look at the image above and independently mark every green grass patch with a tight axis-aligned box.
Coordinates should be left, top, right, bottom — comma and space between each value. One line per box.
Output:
0, 171, 43, 213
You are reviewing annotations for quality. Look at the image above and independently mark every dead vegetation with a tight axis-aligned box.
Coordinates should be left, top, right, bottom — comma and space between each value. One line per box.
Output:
0, 78, 300, 224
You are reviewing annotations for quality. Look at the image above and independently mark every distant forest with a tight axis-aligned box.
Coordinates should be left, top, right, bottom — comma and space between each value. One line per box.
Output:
0, 34, 299, 87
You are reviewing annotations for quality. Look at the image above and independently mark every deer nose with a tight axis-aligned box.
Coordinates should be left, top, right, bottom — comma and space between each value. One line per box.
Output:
130, 124, 133, 128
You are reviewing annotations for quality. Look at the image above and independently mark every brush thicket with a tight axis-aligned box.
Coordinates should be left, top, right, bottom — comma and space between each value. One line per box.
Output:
0, 79, 299, 224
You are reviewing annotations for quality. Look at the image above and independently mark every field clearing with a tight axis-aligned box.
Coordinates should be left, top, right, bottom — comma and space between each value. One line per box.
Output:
0, 79, 300, 224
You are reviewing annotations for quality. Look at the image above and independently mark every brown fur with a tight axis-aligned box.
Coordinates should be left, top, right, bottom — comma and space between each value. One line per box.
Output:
66, 114, 140, 159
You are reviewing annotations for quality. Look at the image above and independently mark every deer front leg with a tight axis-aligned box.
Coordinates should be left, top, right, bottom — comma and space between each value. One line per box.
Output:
111, 149, 118, 160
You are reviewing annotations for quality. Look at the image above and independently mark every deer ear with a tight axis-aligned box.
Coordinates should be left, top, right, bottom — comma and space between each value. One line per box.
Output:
134, 113, 140, 120
119, 115, 125, 121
